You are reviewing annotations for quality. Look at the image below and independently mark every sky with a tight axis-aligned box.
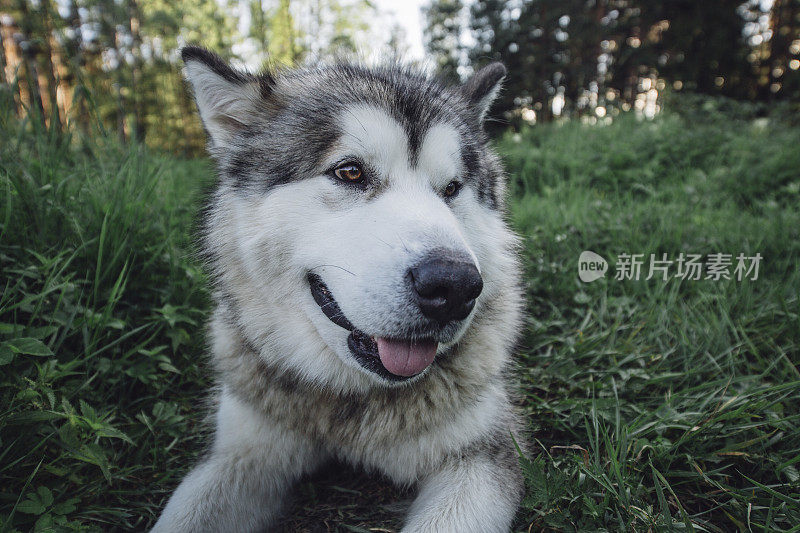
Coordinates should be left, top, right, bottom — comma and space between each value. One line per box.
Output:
373, 0, 427, 60
230, 0, 430, 69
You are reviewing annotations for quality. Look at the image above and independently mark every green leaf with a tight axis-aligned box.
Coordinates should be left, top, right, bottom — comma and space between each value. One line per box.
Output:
36, 487, 53, 508
34, 512, 54, 532
24, 326, 59, 340
782, 465, 799, 483
4, 338, 53, 356
0, 322, 23, 335
16, 498, 45, 515
5, 410, 64, 424
51, 500, 77, 515
158, 361, 181, 374
650, 461, 672, 526
94, 425, 134, 445
71, 443, 111, 482
79, 399, 97, 420
0, 344, 14, 365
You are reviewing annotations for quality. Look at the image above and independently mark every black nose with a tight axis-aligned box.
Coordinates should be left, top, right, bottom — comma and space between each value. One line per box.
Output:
408, 254, 483, 323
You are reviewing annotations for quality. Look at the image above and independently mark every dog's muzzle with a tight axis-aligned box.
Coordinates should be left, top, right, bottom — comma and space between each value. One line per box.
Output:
308, 272, 436, 381
307, 251, 482, 382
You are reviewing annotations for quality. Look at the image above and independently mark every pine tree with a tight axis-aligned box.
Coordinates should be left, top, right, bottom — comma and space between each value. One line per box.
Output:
423, 0, 466, 84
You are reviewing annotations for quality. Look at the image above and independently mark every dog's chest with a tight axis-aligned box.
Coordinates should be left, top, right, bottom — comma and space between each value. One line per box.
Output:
218, 344, 484, 449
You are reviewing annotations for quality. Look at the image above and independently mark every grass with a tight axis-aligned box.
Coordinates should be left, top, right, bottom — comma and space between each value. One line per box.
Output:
0, 108, 212, 531
501, 100, 800, 531
1, 96, 798, 532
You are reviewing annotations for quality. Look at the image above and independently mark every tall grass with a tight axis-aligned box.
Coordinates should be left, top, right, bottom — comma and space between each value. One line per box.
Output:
502, 104, 800, 531
0, 97, 798, 531
1, 108, 212, 531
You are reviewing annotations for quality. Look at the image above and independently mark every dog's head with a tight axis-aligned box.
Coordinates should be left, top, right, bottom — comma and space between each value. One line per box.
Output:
184, 47, 518, 388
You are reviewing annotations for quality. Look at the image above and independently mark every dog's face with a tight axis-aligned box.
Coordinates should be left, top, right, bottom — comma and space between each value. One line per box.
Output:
184, 48, 515, 387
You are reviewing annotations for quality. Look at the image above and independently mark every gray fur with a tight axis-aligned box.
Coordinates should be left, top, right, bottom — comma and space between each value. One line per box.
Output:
182, 46, 502, 207
153, 47, 526, 533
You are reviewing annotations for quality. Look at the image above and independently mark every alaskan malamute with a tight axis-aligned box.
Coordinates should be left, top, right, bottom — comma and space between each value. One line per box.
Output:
152, 46, 525, 532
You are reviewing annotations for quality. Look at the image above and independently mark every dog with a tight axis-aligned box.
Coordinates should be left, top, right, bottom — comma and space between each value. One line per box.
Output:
152, 46, 525, 533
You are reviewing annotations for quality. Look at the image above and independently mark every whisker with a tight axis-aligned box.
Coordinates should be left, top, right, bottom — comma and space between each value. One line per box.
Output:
373, 235, 393, 249
309, 264, 357, 277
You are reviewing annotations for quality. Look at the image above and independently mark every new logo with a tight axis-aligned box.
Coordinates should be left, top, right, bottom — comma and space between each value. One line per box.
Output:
578, 250, 608, 282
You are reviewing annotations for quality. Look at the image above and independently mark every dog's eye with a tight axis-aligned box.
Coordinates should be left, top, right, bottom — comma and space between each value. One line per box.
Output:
334, 163, 363, 183
443, 181, 462, 198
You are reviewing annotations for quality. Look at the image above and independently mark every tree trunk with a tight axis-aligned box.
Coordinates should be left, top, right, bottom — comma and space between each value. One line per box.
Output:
36, 0, 62, 130
15, 0, 46, 125
0, 19, 25, 116
0, 21, 7, 87
65, 0, 88, 133
128, 0, 145, 140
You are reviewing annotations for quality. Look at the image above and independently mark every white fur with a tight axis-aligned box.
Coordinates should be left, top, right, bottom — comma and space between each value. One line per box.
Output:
205, 105, 497, 393
417, 123, 464, 187
151, 390, 326, 532
403, 456, 517, 533
155, 87, 522, 530
154, 381, 515, 532
474, 83, 503, 123
351, 384, 507, 484
183, 62, 261, 148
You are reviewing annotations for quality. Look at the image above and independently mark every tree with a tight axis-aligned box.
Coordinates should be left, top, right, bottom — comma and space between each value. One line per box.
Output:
423, 0, 466, 84
465, 0, 799, 126
761, 0, 800, 100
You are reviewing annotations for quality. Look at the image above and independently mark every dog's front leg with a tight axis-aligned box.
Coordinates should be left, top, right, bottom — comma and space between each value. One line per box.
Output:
401, 435, 523, 533
151, 390, 325, 533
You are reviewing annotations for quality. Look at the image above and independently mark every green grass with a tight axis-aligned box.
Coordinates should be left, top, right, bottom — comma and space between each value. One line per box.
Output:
501, 104, 800, 531
1, 98, 798, 532
0, 111, 213, 531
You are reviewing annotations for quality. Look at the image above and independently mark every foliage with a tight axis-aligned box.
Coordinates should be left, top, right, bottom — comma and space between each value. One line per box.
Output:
422, 0, 465, 84
423, 0, 800, 125
502, 108, 800, 530
0, 112, 212, 531
0, 0, 381, 155
1, 98, 799, 531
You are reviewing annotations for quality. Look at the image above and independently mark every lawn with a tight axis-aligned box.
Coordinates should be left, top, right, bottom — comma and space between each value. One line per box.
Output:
1, 97, 798, 532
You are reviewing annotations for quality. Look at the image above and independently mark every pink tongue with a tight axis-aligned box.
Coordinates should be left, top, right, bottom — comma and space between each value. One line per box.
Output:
375, 338, 438, 377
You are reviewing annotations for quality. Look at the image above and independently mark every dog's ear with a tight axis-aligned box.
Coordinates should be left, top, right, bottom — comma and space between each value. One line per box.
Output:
460, 62, 506, 124
182, 46, 274, 148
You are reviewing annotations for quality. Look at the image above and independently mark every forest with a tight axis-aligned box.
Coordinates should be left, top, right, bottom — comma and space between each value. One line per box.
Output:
2, 0, 799, 151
